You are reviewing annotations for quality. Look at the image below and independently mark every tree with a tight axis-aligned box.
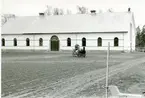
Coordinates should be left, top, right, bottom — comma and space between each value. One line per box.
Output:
53, 8, 64, 15
77, 6, 88, 14
44, 5, 52, 15
140, 25, 145, 47
1, 16, 7, 25
1, 14, 15, 25
44, 6, 64, 16
108, 8, 113, 12
136, 25, 145, 49
136, 26, 141, 47
59, 9, 64, 15
66, 9, 72, 15
53, 8, 59, 15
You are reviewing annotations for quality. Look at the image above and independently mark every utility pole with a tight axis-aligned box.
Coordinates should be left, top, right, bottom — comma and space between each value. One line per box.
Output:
106, 42, 110, 98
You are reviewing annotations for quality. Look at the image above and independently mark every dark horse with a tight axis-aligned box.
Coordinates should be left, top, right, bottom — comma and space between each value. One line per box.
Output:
77, 47, 86, 57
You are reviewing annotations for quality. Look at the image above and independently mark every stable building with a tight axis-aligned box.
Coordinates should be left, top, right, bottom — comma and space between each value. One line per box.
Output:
1, 10, 136, 52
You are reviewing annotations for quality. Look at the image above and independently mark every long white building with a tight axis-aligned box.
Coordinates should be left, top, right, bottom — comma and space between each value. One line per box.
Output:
1, 10, 136, 52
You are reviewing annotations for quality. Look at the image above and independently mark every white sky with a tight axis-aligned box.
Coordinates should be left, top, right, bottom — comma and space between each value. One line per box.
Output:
1, 0, 145, 27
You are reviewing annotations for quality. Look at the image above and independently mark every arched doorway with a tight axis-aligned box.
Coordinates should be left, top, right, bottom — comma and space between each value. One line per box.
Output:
50, 35, 59, 51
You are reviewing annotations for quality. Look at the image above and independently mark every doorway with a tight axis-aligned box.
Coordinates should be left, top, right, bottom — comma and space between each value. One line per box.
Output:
50, 35, 59, 51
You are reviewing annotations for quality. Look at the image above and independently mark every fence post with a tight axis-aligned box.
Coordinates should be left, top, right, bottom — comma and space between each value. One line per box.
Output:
106, 42, 110, 98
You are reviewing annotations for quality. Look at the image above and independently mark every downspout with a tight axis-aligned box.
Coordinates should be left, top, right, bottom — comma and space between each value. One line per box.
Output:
33, 34, 35, 51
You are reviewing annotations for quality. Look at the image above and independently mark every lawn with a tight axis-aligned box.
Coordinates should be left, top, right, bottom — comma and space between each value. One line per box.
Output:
1, 51, 145, 98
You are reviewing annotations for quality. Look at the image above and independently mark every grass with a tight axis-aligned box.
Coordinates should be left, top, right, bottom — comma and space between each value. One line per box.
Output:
109, 62, 145, 94
78, 62, 145, 97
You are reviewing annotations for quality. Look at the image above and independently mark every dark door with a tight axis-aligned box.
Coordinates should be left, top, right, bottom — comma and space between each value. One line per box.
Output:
51, 36, 59, 51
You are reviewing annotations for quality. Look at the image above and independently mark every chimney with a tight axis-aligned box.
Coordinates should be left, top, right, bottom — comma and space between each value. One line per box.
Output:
39, 13, 45, 16
90, 10, 96, 15
128, 8, 131, 12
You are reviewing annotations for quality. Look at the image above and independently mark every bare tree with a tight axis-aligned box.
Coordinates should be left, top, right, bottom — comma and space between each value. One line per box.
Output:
53, 8, 60, 15
44, 5, 52, 15
1, 14, 15, 25
53, 8, 64, 15
1, 16, 7, 25
77, 6, 88, 14
108, 8, 113, 12
59, 9, 64, 15
66, 9, 72, 15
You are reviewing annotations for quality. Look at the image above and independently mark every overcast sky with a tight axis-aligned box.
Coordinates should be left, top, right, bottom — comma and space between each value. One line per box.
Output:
1, 0, 145, 27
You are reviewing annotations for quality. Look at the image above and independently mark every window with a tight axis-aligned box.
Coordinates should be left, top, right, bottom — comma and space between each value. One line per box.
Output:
98, 37, 102, 46
14, 38, 17, 46
2, 38, 5, 46
39, 38, 43, 46
82, 37, 86, 46
67, 38, 71, 46
114, 37, 119, 46
26, 38, 30, 46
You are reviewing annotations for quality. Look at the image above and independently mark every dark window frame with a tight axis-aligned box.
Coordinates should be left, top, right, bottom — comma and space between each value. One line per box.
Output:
26, 38, 30, 46
39, 38, 43, 46
98, 37, 102, 46
14, 38, 17, 46
82, 37, 86, 46
67, 38, 71, 46
114, 37, 119, 47
2, 38, 5, 46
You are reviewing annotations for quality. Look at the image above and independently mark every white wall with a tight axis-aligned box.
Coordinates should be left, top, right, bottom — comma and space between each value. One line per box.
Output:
121, 13, 136, 52
131, 15, 136, 51
1, 32, 130, 51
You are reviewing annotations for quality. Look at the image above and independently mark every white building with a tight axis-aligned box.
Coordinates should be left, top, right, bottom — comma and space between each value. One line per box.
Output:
1, 11, 136, 52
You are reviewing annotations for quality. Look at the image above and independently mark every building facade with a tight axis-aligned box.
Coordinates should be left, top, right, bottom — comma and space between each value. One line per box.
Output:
1, 11, 136, 52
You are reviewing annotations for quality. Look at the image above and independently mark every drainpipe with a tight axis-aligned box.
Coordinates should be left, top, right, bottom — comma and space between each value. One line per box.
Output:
76, 34, 77, 45
33, 34, 35, 51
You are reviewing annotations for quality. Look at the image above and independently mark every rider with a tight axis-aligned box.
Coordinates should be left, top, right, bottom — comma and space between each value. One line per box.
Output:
73, 44, 80, 56
75, 44, 79, 50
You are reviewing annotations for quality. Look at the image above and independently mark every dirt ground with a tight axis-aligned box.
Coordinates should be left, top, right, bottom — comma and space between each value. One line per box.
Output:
1, 51, 145, 98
